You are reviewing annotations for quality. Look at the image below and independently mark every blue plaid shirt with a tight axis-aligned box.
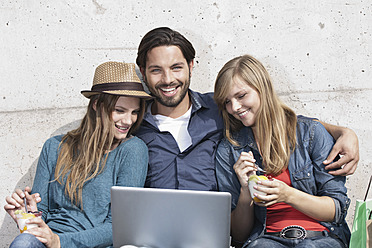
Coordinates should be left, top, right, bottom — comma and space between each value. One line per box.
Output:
136, 90, 224, 191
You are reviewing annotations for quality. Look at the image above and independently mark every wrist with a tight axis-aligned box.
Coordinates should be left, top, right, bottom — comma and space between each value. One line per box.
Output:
240, 185, 250, 195
339, 126, 351, 136
284, 186, 296, 205
54, 233, 61, 248
240, 187, 253, 203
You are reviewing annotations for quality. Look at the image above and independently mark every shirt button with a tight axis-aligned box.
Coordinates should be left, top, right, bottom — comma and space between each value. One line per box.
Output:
330, 227, 334, 231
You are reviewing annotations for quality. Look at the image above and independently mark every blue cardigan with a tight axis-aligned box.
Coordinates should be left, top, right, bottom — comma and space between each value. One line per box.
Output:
31, 135, 148, 248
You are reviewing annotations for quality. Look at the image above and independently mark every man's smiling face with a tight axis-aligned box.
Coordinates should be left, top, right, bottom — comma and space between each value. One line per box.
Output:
142, 45, 193, 108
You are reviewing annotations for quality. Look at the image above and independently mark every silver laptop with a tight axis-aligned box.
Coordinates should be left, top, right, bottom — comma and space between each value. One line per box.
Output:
111, 186, 231, 248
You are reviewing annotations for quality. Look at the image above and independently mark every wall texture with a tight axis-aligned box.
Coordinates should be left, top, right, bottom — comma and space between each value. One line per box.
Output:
0, 0, 371, 246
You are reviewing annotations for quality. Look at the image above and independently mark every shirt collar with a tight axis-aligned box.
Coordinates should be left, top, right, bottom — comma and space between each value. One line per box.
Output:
232, 126, 258, 151
189, 90, 210, 113
143, 89, 206, 124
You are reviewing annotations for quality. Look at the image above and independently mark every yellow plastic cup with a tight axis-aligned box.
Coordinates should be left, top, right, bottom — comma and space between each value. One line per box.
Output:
15, 210, 42, 233
248, 175, 269, 202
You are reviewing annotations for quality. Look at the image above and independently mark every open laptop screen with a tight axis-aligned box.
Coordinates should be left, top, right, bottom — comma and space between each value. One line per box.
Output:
111, 186, 231, 248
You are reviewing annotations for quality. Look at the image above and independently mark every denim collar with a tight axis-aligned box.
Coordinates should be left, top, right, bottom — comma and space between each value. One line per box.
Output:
232, 126, 258, 151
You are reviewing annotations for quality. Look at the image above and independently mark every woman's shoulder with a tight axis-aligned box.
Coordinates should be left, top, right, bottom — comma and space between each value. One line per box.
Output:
295, 115, 333, 147
224, 126, 254, 148
116, 136, 148, 152
217, 137, 232, 151
42, 134, 65, 149
296, 115, 325, 134
217, 126, 253, 153
113, 136, 149, 167
296, 115, 318, 125
297, 114, 328, 126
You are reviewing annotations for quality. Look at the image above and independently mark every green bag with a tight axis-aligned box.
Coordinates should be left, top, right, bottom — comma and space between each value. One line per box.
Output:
349, 175, 372, 248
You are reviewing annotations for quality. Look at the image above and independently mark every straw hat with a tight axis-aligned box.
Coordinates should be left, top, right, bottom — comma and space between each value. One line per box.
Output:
81, 62, 152, 99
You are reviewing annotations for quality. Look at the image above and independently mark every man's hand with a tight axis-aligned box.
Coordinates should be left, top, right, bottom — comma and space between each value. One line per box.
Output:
323, 127, 359, 176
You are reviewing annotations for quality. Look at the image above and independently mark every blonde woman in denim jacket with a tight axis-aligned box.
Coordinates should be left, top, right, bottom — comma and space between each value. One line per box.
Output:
214, 55, 350, 248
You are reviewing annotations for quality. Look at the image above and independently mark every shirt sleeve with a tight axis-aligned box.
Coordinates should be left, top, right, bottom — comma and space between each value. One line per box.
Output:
59, 137, 148, 248
309, 121, 350, 224
215, 139, 242, 211
116, 137, 149, 187
31, 138, 57, 221
58, 223, 113, 248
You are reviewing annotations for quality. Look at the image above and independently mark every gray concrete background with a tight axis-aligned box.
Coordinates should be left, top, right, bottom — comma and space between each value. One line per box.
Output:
0, 0, 371, 246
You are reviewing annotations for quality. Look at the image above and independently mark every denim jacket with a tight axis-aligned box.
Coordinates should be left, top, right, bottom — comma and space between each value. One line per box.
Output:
216, 116, 350, 247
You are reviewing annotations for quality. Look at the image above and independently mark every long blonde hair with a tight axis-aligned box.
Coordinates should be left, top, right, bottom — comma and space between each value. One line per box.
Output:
54, 94, 145, 208
214, 54, 297, 175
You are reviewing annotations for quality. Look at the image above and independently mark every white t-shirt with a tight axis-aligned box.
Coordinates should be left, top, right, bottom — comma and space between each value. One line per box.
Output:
149, 104, 192, 152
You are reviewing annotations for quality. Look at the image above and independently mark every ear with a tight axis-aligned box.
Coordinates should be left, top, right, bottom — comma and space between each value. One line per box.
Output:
188, 60, 194, 77
140, 67, 146, 79
92, 99, 97, 111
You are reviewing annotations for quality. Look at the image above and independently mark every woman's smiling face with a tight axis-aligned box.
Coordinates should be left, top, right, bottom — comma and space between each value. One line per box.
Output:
111, 96, 140, 142
225, 77, 260, 128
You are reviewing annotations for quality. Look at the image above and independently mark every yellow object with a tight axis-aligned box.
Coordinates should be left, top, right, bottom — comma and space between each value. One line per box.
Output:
15, 210, 37, 233
248, 175, 269, 202
20, 226, 28, 233
14, 210, 35, 219
20, 213, 35, 219
248, 174, 268, 182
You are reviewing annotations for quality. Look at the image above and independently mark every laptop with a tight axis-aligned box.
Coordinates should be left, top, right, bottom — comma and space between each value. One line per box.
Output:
111, 186, 231, 248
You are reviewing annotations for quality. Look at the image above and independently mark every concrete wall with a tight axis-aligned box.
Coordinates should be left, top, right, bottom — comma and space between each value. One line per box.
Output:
1, 0, 371, 246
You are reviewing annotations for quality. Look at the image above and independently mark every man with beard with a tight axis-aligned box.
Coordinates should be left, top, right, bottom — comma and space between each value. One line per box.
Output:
134, 27, 359, 191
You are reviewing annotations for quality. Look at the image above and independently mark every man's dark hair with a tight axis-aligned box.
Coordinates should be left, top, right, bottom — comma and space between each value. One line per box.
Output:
136, 27, 195, 69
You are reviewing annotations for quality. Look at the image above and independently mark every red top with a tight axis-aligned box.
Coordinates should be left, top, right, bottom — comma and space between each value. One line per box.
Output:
265, 168, 328, 232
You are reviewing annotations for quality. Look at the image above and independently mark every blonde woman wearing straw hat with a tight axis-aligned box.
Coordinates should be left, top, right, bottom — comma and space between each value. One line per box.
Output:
4, 62, 152, 248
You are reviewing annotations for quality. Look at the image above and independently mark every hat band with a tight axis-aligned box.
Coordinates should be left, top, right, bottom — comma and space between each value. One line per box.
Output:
91, 82, 145, 92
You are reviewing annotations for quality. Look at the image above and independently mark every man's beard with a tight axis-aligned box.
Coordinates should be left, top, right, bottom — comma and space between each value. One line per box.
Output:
144, 76, 191, 108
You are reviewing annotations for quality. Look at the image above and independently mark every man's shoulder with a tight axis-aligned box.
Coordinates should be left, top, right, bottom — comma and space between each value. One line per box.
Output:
190, 90, 214, 99
189, 90, 216, 109
191, 90, 214, 96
